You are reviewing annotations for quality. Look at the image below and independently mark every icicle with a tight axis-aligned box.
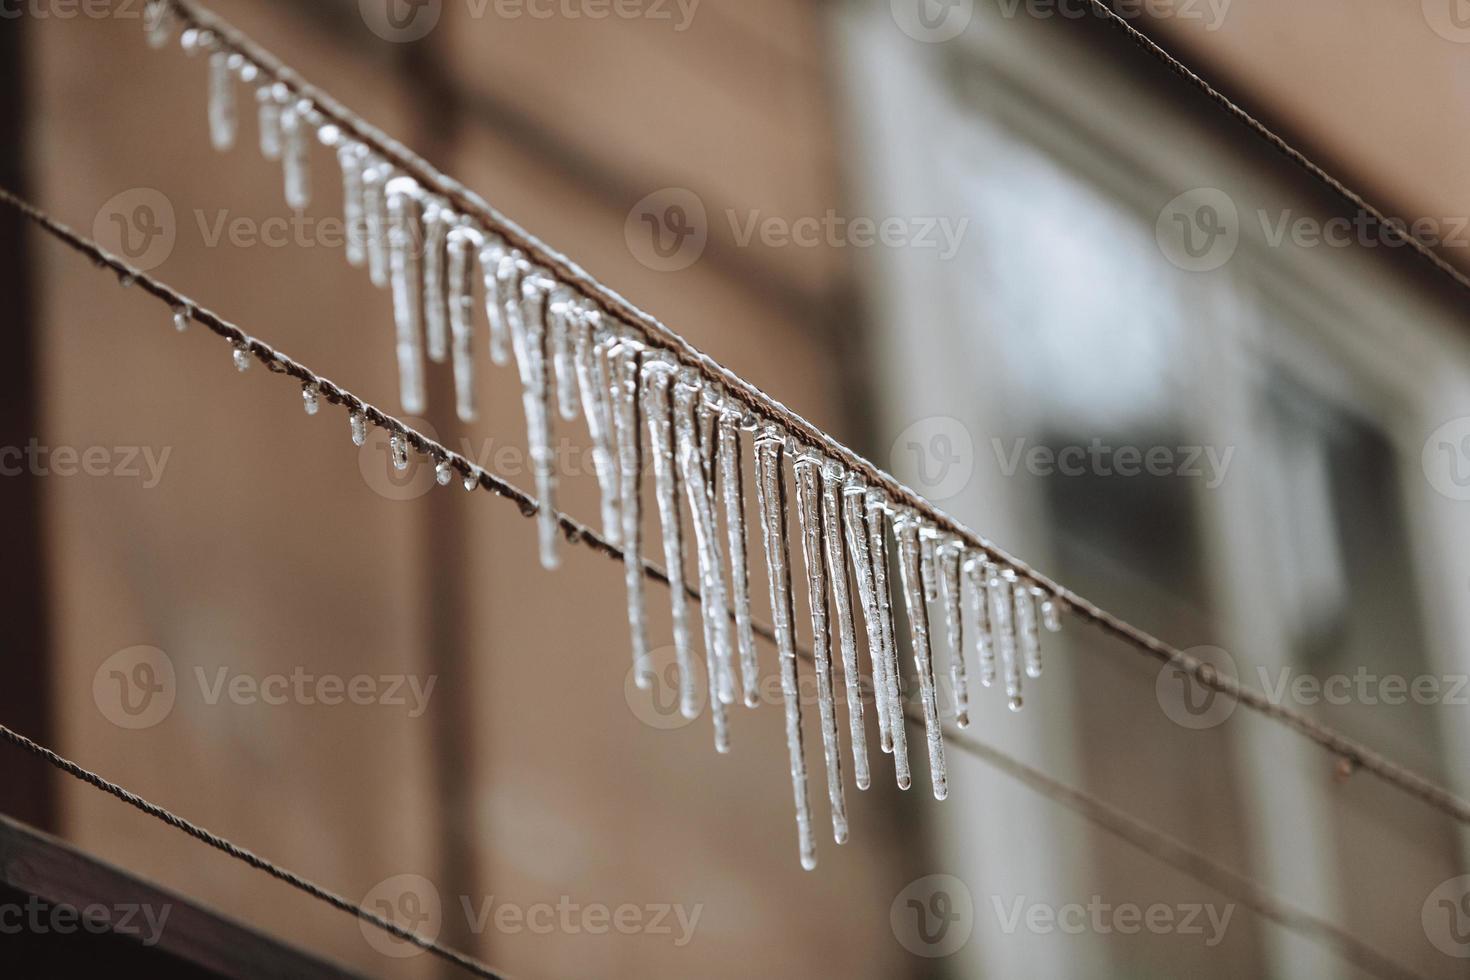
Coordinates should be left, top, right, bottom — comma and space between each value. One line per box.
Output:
118, 272, 137, 288
717, 408, 760, 708
208, 50, 237, 152
1040, 592, 1064, 632
548, 287, 581, 423
821, 462, 869, 790
446, 222, 482, 422
478, 239, 511, 366
695, 388, 733, 706
302, 384, 320, 416
1016, 581, 1044, 680
280, 99, 311, 209
842, 477, 892, 758
751, 426, 817, 871
390, 432, 409, 471
937, 538, 970, 728
920, 529, 940, 603
989, 567, 1022, 711
865, 490, 911, 790
362, 160, 390, 288
180, 27, 211, 56
893, 512, 948, 800
338, 142, 368, 268
673, 371, 732, 752
463, 468, 480, 491
386, 176, 427, 415
349, 411, 368, 447
606, 336, 650, 687
510, 267, 561, 571
256, 86, 282, 162
792, 447, 849, 843
421, 200, 451, 364
237, 58, 259, 85
436, 460, 453, 486
573, 307, 621, 545
963, 555, 996, 688
640, 352, 697, 719
232, 343, 251, 373
144, 1, 174, 48
172, 304, 190, 333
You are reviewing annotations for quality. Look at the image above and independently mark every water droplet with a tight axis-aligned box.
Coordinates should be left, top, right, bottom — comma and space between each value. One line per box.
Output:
435, 460, 453, 486
463, 468, 480, 491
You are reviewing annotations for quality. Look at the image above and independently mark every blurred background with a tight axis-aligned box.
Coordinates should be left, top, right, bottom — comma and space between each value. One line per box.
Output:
3, 0, 1470, 976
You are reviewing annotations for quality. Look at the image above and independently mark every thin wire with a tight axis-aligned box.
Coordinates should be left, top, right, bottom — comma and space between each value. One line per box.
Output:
136, 4, 1470, 827
3, 189, 1429, 979
0, 722, 507, 980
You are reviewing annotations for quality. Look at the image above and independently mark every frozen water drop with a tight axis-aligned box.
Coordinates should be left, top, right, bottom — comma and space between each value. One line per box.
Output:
1041, 593, 1064, 632
232, 343, 251, 372
937, 538, 969, 728
172, 304, 190, 332
338, 143, 368, 269
421, 200, 452, 365
256, 86, 282, 161
386, 176, 427, 414
893, 511, 947, 801
390, 432, 409, 471
436, 460, 453, 486
463, 468, 480, 491
349, 411, 368, 446
280, 100, 311, 209
302, 385, 320, 416
447, 222, 483, 422
208, 50, 237, 152
964, 556, 996, 688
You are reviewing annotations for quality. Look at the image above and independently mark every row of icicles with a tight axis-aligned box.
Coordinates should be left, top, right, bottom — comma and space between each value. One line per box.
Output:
148, 2, 1069, 870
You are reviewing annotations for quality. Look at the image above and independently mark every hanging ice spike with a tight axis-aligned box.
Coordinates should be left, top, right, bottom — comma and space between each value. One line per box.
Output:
964, 555, 997, 688
893, 511, 948, 801
385, 176, 427, 415
842, 477, 892, 757
422, 199, 453, 365
572, 304, 621, 546
640, 351, 697, 720
865, 489, 911, 790
446, 221, 483, 423
478, 238, 512, 366
792, 446, 849, 843
606, 334, 650, 688
508, 263, 561, 571
937, 537, 970, 729
207, 49, 237, 152
362, 158, 391, 288
821, 463, 869, 791
338, 142, 368, 269
548, 288, 581, 424
717, 406, 760, 708
988, 567, 1023, 711
751, 426, 817, 871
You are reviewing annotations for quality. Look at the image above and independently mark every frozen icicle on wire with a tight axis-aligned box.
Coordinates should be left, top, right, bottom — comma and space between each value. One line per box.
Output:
752, 425, 817, 871
548, 289, 580, 424
572, 306, 621, 545
1041, 592, 1064, 633
301, 384, 320, 416
436, 460, 453, 486
446, 222, 482, 422
964, 555, 996, 688
792, 446, 849, 843
842, 476, 893, 758
421, 200, 452, 364
337, 142, 368, 268
390, 432, 409, 471
920, 530, 939, 604
362, 159, 390, 288
207, 50, 237, 152
717, 407, 759, 708
478, 238, 512, 366
822, 463, 869, 791
232, 342, 251, 373
386, 176, 427, 414
989, 567, 1023, 711
606, 335, 650, 687
641, 351, 697, 719
695, 388, 734, 706
280, 99, 312, 210
937, 538, 970, 728
866, 490, 911, 790
1016, 582, 1044, 680
349, 411, 368, 447
255, 85, 283, 161
172, 304, 190, 333
673, 371, 732, 752
893, 512, 948, 800
511, 267, 561, 571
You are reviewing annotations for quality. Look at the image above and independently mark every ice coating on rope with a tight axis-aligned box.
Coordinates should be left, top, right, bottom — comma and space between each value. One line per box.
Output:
822, 463, 869, 790
989, 567, 1023, 711
1016, 583, 1044, 680
752, 426, 817, 871
255, 86, 282, 161
386, 176, 427, 414
640, 352, 698, 720
792, 448, 849, 843
478, 239, 512, 366
673, 372, 733, 752
208, 50, 237, 152
937, 538, 970, 728
509, 267, 561, 571
964, 555, 996, 688
422, 201, 452, 364
894, 512, 948, 801
548, 289, 581, 424
280, 100, 311, 210
717, 409, 759, 708
362, 159, 390, 288
606, 338, 650, 687
573, 308, 621, 545
842, 477, 892, 757
865, 490, 911, 789
349, 411, 367, 447
337, 142, 368, 268
446, 222, 482, 422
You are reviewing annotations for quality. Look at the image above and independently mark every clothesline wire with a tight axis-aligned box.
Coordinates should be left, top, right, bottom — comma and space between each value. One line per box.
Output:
144, 1, 1470, 827
1, 188, 1429, 980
